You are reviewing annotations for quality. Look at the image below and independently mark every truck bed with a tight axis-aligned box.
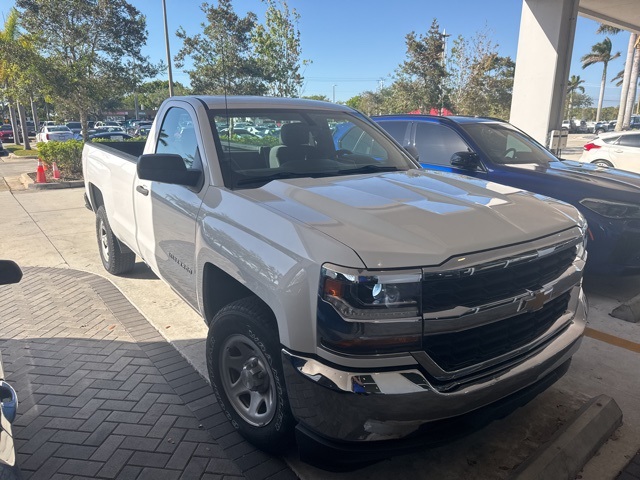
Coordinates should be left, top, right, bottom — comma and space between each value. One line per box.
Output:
86, 141, 146, 162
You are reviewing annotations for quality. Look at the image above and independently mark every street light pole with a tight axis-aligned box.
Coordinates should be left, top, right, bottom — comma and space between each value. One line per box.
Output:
332, 84, 337, 103
162, 0, 175, 97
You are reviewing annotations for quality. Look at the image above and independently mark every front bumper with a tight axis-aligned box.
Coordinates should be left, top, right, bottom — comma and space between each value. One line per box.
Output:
282, 288, 586, 446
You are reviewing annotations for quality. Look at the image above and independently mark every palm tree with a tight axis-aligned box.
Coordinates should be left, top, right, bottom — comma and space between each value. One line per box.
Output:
581, 37, 621, 122
0, 9, 21, 144
566, 74, 585, 121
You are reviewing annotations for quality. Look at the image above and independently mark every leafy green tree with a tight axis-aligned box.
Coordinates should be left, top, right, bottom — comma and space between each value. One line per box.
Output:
581, 37, 620, 122
395, 19, 449, 113
252, 0, 308, 97
448, 30, 514, 119
122, 80, 190, 112
176, 0, 265, 95
302, 94, 330, 102
566, 74, 585, 120
0, 8, 37, 148
16, 0, 156, 139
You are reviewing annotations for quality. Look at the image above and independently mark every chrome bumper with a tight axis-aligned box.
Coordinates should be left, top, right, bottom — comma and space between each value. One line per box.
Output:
282, 288, 586, 443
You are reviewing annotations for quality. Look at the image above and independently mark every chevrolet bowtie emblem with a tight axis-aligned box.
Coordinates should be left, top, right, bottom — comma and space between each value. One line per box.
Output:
519, 288, 553, 312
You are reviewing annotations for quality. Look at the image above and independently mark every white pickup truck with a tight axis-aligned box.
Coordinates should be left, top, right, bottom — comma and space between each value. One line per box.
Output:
83, 96, 588, 463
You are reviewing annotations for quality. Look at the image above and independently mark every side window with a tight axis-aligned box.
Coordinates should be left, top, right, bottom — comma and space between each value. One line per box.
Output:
338, 125, 364, 151
156, 107, 201, 169
617, 134, 640, 148
414, 123, 470, 166
377, 121, 409, 145
338, 124, 388, 159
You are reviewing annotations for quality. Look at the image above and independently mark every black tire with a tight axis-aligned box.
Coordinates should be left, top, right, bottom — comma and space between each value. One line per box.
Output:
592, 159, 613, 168
595, 129, 605, 135
95, 206, 135, 275
206, 297, 295, 453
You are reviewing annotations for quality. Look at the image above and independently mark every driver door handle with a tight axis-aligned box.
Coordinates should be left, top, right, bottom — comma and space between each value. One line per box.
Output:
136, 185, 149, 196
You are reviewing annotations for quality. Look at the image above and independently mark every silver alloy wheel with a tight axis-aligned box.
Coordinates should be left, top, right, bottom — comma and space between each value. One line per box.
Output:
220, 334, 276, 427
99, 220, 110, 262
594, 160, 611, 167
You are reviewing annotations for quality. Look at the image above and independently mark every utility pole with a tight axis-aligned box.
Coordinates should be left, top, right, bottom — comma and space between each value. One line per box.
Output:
162, 0, 175, 97
332, 84, 337, 103
440, 28, 450, 116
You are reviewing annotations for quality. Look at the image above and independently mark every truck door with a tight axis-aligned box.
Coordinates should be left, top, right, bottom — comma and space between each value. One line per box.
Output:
133, 105, 206, 307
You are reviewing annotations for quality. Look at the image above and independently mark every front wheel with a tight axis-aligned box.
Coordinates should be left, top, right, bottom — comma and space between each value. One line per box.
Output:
592, 159, 613, 168
96, 206, 136, 275
206, 297, 295, 453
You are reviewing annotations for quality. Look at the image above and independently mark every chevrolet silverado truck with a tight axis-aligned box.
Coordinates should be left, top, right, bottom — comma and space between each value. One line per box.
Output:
83, 96, 588, 464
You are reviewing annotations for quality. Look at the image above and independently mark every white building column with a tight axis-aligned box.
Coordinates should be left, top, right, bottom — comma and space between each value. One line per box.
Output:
510, 0, 580, 145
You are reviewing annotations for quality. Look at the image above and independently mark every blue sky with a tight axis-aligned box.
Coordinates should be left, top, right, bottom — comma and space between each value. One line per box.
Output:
0, 1, 631, 106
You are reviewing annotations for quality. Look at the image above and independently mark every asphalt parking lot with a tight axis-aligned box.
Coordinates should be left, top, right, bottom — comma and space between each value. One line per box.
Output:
1, 140, 639, 479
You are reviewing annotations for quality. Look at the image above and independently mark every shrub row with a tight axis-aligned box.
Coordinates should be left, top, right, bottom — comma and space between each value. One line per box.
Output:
36, 140, 84, 174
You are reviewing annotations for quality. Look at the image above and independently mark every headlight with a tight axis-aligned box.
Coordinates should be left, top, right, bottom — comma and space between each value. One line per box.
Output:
317, 265, 422, 355
580, 198, 640, 219
320, 265, 422, 320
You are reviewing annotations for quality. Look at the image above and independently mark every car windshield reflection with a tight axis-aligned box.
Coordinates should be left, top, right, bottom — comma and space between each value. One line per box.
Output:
462, 123, 557, 167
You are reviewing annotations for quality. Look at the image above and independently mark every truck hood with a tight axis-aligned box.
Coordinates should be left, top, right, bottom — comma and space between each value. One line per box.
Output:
241, 170, 580, 268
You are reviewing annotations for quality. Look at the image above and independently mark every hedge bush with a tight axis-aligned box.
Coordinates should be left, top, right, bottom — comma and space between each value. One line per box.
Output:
36, 140, 84, 174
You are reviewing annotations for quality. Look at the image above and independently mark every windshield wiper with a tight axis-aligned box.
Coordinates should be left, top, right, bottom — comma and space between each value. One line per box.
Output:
337, 165, 401, 175
235, 171, 336, 187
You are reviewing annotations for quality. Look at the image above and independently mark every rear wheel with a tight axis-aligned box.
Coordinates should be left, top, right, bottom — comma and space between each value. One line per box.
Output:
592, 159, 613, 168
206, 297, 295, 453
96, 206, 135, 275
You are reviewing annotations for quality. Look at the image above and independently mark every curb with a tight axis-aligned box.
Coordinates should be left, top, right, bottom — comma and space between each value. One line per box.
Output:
510, 395, 622, 480
610, 293, 640, 323
20, 172, 84, 190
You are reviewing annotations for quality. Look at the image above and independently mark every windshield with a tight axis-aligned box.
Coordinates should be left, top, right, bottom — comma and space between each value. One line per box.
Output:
210, 108, 416, 189
50, 126, 71, 132
461, 122, 558, 167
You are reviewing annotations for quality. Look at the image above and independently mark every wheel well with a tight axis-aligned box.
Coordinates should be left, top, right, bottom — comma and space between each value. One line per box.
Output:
89, 183, 104, 211
202, 263, 272, 326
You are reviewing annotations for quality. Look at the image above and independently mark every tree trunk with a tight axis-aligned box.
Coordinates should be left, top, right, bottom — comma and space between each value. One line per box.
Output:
615, 33, 636, 131
8, 100, 20, 147
80, 110, 88, 142
623, 49, 640, 128
17, 103, 31, 150
596, 66, 607, 123
30, 97, 40, 133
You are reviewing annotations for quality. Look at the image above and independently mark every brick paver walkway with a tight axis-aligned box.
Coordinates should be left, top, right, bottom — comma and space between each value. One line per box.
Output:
0, 267, 296, 480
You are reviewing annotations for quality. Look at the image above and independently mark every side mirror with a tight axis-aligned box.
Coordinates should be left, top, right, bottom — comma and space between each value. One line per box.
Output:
137, 154, 201, 187
450, 151, 481, 170
0, 260, 22, 285
403, 145, 420, 161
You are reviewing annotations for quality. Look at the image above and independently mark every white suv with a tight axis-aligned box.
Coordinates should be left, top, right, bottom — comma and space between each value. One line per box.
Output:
580, 131, 640, 173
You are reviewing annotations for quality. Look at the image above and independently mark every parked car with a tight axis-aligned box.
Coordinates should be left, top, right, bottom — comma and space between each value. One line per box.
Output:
128, 121, 152, 136
580, 131, 640, 172
0, 260, 23, 479
94, 121, 121, 128
0, 138, 6, 156
0, 124, 14, 142
83, 96, 587, 465
88, 131, 133, 141
595, 120, 616, 134
371, 114, 640, 274
35, 125, 74, 143
90, 126, 125, 135
65, 122, 82, 135
132, 125, 151, 137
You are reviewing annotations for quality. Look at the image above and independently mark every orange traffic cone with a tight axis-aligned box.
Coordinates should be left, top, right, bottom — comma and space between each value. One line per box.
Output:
52, 162, 60, 179
36, 158, 47, 183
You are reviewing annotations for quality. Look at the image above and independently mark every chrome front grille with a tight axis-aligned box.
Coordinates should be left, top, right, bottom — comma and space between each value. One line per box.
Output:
422, 245, 577, 313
